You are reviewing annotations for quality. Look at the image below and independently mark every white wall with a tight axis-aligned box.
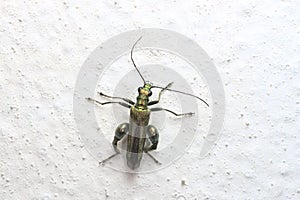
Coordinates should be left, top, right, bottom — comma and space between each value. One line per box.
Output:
0, 0, 299, 199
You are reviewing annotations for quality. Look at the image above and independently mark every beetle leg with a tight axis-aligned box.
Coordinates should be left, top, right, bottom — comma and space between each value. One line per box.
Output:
112, 123, 129, 153
98, 123, 129, 166
98, 92, 135, 105
86, 97, 131, 109
99, 153, 119, 166
145, 152, 161, 165
144, 125, 159, 152
144, 125, 161, 165
148, 82, 173, 106
150, 107, 194, 116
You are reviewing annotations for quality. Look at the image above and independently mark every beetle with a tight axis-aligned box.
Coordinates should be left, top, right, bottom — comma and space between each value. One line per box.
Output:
86, 37, 209, 169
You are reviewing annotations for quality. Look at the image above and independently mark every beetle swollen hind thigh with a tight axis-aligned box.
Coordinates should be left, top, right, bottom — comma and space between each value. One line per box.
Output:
145, 125, 159, 152
112, 122, 129, 153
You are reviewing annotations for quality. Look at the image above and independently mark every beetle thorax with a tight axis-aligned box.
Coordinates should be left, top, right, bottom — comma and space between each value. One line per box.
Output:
135, 93, 149, 109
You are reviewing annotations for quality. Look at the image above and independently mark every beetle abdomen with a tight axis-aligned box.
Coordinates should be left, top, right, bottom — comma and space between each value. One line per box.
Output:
126, 107, 150, 169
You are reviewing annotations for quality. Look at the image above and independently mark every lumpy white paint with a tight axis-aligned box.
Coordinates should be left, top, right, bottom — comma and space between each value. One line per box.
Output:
0, 0, 299, 199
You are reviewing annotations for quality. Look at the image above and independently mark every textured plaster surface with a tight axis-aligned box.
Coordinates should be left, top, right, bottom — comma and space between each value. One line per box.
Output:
0, 0, 299, 199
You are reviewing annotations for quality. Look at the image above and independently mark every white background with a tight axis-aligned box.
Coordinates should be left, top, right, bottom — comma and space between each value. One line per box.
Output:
0, 0, 299, 199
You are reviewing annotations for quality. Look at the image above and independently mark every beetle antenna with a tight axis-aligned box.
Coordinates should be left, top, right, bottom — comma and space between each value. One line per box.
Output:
152, 85, 209, 107
131, 36, 146, 85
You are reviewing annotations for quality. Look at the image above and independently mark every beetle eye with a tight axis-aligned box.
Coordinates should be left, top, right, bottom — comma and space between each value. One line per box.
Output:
148, 91, 152, 96
138, 87, 142, 92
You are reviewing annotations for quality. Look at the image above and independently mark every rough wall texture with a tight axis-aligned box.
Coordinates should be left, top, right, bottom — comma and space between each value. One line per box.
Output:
0, 0, 299, 199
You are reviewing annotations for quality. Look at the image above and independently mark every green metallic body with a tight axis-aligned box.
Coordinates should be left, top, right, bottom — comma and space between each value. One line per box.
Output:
126, 83, 152, 169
